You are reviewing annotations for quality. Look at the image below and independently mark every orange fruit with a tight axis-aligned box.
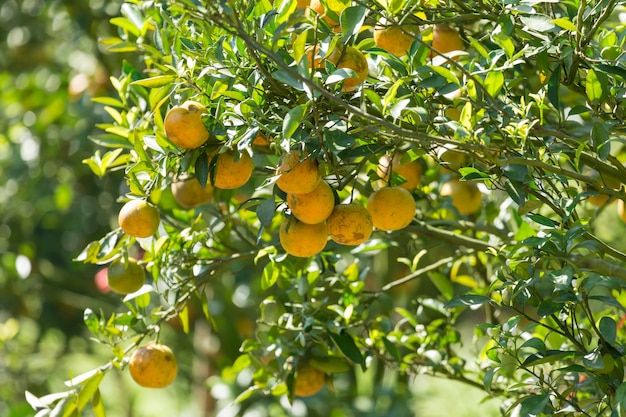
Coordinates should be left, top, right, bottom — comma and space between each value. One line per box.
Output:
437, 147, 467, 173
304, 44, 340, 69
618, 199, 626, 222
118, 200, 160, 238
297, 0, 311, 9
377, 154, 422, 191
294, 363, 325, 397
213, 150, 254, 189
276, 150, 322, 194
106, 258, 145, 295
279, 217, 328, 257
171, 177, 214, 208
129, 343, 178, 388
163, 101, 210, 149
429, 24, 463, 61
588, 192, 615, 207
253, 133, 272, 147
336, 47, 369, 92
309, 0, 341, 31
287, 180, 335, 224
367, 187, 416, 231
373, 24, 418, 57
440, 179, 482, 215
327, 203, 373, 245
586, 171, 620, 207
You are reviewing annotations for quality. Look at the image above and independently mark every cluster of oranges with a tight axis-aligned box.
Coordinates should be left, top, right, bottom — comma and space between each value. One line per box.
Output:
113, 98, 485, 265
108, 1, 474, 392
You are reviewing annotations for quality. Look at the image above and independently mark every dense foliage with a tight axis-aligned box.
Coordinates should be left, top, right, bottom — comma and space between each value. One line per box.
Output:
22, 0, 626, 416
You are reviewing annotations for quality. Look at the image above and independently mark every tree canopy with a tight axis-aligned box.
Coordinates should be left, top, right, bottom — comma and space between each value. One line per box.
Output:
22, 0, 626, 416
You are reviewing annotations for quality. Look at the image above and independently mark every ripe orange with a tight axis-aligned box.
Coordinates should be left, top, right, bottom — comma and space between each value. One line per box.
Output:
279, 217, 328, 257
618, 199, 626, 222
586, 172, 620, 207
373, 24, 417, 57
276, 150, 322, 194
294, 363, 325, 397
163, 101, 210, 149
437, 147, 467, 174
377, 154, 422, 191
129, 343, 178, 388
336, 47, 369, 92
107, 257, 145, 295
588, 192, 615, 207
429, 24, 464, 61
327, 203, 373, 246
118, 200, 160, 238
304, 44, 340, 69
287, 180, 335, 224
171, 177, 214, 208
309, 0, 341, 31
297, 0, 311, 9
367, 187, 416, 231
440, 179, 482, 215
253, 133, 272, 147
213, 150, 254, 189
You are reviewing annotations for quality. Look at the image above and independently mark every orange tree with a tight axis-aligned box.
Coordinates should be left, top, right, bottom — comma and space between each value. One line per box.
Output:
28, 0, 626, 416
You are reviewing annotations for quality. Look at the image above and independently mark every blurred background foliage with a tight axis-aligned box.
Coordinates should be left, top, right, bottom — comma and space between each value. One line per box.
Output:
0, 0, 125, 415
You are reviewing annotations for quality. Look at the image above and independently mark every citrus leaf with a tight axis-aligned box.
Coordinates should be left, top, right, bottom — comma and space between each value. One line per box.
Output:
131, 75, 177, 88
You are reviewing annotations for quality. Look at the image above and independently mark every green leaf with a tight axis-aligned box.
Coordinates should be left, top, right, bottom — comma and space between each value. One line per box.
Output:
547, 65, 561, 110
484, 70, 504, 97
328, 330, 364, 367
522, 350, 578, 366
340, 6, 367, 43
586, 68, 604, 103
518, 393, 549, 417
87, 134, 132, 149
592, 121, 610, 160
527, 213, 556, 227
76, 372, 104, 412
616, 382, 626, 410
261, 262, 279, 290
458, 167, 491, 181
109, 17, 140, 37
467, 36, 489, 60
382, 337, 401, 362
444, 294, 491, 308
131, 75, 177, 88
595, 63, 626, 80
551, 17, 577, 32
83, 309, 100, 335
599, 316, 617, 345
195, 153, 209, 187
92, 390, 106, 417
283, 103, 308, 139
429, 66, 459, 85
256, 197, 276, 227
519, 15, 555, 32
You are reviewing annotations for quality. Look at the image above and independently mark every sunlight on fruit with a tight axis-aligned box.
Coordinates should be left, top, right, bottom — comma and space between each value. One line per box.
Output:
276, 150, 322, 194
129, 343, 178, 388
163, 101, 210, 149
367, 186, 416, 231
287, 180, 336, 224
279, 216, 328, 257
327, 203, 373, 245
118, 200, 160, 238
